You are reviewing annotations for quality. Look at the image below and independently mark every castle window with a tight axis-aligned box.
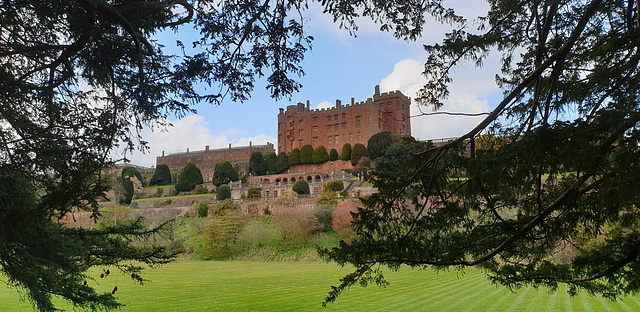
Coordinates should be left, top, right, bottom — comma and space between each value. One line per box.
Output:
299, 120, 303, 126
342, 123, 346, 129
313, 117, 318, 122
299, 129, 303, 136
327, 125, 332, 131
328, 136, 333, 144
358, 132, 361, 139
342, 113, 346, 119
356, 116, 361, 126
274, 191, 278, 199
334, 124, 338, 130
334, 114, 338, 121
335, 135, 339, 144
327, 116, 332, 122
313, 137, 318, 145
349, 134, 352, 141
313, 126, 318, 132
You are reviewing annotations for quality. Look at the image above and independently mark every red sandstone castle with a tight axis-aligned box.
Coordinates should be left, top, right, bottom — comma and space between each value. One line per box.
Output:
277, 85, 411, 154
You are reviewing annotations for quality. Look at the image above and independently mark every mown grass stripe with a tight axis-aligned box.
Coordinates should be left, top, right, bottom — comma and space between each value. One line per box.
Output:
504, 286, 534, 312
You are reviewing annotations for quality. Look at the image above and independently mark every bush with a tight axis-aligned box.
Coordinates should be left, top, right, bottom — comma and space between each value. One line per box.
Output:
247, 187, 261, 198
197, 202, 209, 217
314, 204, 336, 233
121, 167, 144, 187
341, 143, 351, 161
367, 131, 392, 160
175, 163, 203, 192
323, 180, 344, 193
217, 184, 231, 200
329, 148, 339, 161
274, 152, 289, 173
312, 145, 329, 163
202, 211, 248, 259
213, 198, 239, 216
249, 152, 266, 176
213, 161, 238, 186
195, 185, 209, 194
351, 143, 368, 166
119, 178, 134, 205
332, 201, 358, 242
272, 207, 321, 247
150, 164, 171, 186
316, 190, 337, 207
300, 144, 314, 164
288, 148, 301, 165
264, 152, 278, 174
292, 180, 310, 195
236, 218, 279, 250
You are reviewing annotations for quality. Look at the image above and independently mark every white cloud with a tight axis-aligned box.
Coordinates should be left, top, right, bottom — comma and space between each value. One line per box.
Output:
379, 56, 500, 140
116, 115, 277, 167
315, 101, 334, 110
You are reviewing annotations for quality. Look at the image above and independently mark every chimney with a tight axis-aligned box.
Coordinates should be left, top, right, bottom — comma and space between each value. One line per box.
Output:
374, 85, 380, 96
249, 141, 252, 147
336, 99, 342, 108
186, 148, 189, 154
229, 143, 232, 149
162, 151, 165, 157
351, 97, 355, 105
205, 145, 209, 151
306, 100, 310, 110
279, 108, 284, 114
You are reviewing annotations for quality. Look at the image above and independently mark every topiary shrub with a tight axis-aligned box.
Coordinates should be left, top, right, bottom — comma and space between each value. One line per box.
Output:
121, 167, 144, 187
288, 148, 301, 165
351, 143, 368, 166
150, 164, 171, 186
213, 161, 238, 186
264, 152, 278, 174
323, 180, 344, 193
275, 152, 289, 173
300, 144, 313, 164
341, 143, 352, 161
217, 184, 231, 200
312, 145, 329, 163
292, 180, 310, 195
175, 163, 203, 192
367, 131, 392, 160
119, 178, 134, 205
329, 148, 339, 161
249, 152, 266, 176
197, 202, 209, 217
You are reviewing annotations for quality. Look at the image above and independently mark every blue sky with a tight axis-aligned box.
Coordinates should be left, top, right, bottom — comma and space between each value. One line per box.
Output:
120, 1, 503, 167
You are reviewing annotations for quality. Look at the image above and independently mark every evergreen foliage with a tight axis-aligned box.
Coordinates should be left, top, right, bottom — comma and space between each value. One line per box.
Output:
292, 180, 310, 195
312, 145, 329, 163
341, 143, 352, 161
197, 203, 209, 218
275, 152, 290, 173
175, 164, 203, 192
329, 148, 339, 161
217, 184, 232, 201
150, 164, 172, 186
300, 144, 314, 164
247, 187, 262, 198
323, 180, 344, 193
249, 152, 267, 176
121, 167, 144, 187
120, 178, 135, 205
288, 148, 301, 165
350, 143, 368, 166
367, 131, 392, 161
264, 152, 278, 175
213, 161, 239, 186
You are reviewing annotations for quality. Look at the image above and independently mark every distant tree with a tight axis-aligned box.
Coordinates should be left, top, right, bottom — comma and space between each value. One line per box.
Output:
317, 189, 338, 207
119, 178, 134, 205
292, 180, 310, 195
341, 143, 352, 161
350, 143, 368, 166
264, 152, 278, 174
213, 161, 239, 186
288, 148, 301, 166
312, 145, 329, 164
247, 187, 262, 198
121, 167, 144, 187
367, 131, 392, 161
175, 164, 203, 192
475, 134, 509, 157
300, 144, 314, 164
275, 152, 290, 173
249, 152, 267, 176
212, 198, 239, 216
323, 180, 344, 193
150, 164, 172, 186
197, 203, 209, 218
217, 184, 232, 201
329, 148, 339, 161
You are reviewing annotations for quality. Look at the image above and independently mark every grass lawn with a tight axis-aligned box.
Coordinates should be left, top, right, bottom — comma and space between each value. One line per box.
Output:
2, 261, 639, 311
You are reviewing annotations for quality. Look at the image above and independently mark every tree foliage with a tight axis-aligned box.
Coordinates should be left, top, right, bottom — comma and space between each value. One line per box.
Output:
213, 161, 239, 186
367, 131, 392, 161
329, 148, 339, 161
300, 144, 314, 164
341, 143, 352, 161
247, 187, 262, 198
312, 145, 329, 164
175, 163, 203, 192
323, 180, 344, 193
275, 152, 290, 173
120, 177, 135, 205
121, 167, 144, 187
292, 180, 310, 195
321, 0, 640, 305
249, 152, 266, 176
264, 152, 278, 175
150, 164, 172, 186
217, 184, 232, 201
350, 143, 368, 166
288, 148, 301, 166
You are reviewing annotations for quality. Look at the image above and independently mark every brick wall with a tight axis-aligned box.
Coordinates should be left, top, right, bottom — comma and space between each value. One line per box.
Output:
277, 85, 411, 154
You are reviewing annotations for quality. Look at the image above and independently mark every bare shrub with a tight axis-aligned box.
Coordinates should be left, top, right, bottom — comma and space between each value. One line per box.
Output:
271, 206, 321, 247
236, 217, 279, 250
332, 200, 358, 243
202, 211, 249, 259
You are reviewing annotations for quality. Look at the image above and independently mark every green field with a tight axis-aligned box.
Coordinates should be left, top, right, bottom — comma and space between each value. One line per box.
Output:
2, 261, 639, 311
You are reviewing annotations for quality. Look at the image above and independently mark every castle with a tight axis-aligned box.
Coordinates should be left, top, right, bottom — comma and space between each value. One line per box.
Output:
277, 85, 411, 154
156, 85, 410, 188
